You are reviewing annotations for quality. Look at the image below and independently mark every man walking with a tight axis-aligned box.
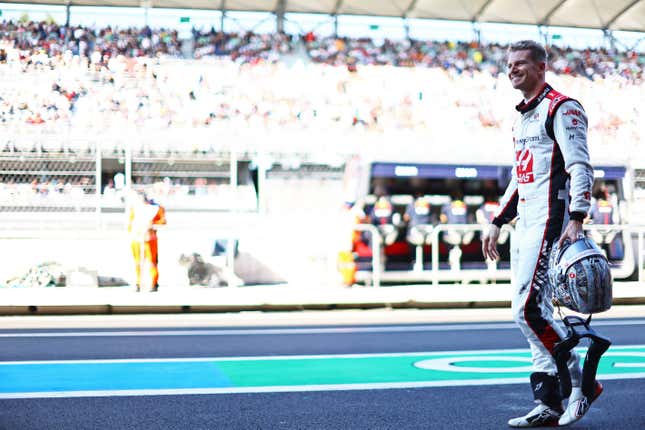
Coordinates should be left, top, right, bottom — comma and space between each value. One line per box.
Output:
482, 40, 601, 427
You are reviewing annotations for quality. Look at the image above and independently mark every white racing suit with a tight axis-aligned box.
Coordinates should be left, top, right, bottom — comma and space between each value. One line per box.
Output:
492, 83, 594, 407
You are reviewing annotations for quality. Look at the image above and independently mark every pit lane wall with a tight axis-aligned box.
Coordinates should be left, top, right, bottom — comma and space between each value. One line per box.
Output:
1, 214, 644, 292
0, 212, 344, 290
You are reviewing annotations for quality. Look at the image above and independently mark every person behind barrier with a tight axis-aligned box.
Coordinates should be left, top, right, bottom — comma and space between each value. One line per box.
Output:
369, 195, 394, 225
128, 189, 166, 292
440, 191, 468, 225
587, 187, 623, 259
404, 194, 434, 246
440, 192, 474, 239
589, 187, 616, 225
482, 40, 602, 427
440, 191, 474, 270
367, 189, 398, 246
476, 194, 500, 224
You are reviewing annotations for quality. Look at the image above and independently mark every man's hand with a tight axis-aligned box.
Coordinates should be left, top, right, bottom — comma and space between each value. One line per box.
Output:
558, 220, 584, 248
482, 224, 500, 261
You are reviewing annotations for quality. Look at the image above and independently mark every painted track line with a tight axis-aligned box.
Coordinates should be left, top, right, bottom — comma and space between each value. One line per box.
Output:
1, 319, 644, 338
2, 372, 645, 400
2, 344, 645, 364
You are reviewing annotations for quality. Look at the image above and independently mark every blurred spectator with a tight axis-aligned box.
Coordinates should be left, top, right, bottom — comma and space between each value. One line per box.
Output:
0, 21, 640, 160
404, 194, 434, 246
440, 191, 475, 270
368, 191, 398, 246
587, 186, 624, 259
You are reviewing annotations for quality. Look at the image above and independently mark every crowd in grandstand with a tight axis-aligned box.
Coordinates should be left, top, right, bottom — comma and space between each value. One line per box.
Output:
192, 28, 293, 62
0, 176, 93, 204
0, 20, 181, 59
0, 173, 252, 209
1, 20, 641, 79
0, 19, 642, 159
304, 35, 643, 82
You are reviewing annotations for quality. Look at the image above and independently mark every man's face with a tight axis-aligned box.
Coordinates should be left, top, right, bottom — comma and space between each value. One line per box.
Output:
507, 49, 545, 93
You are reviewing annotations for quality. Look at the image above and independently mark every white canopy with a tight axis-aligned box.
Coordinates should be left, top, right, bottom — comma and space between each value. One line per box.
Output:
2, 0, 644, 32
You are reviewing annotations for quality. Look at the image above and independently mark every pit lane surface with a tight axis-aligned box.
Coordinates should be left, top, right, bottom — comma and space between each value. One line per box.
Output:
1, 316, 644, 429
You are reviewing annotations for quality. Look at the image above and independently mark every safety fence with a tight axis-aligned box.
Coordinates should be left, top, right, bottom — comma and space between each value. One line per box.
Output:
0, 151, 100, 211
0, 135, 350, 231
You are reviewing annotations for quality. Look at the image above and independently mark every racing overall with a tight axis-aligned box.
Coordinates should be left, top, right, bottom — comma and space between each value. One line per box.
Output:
405, 196, 434, 246
406, 197, 433, 227
128, 200, 167, 291
442, 200, 474, 246
590, 199, 615, 225
492, 84, 594, 406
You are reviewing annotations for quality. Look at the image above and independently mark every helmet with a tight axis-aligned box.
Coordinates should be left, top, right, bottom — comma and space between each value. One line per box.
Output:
548, 237, 612, 314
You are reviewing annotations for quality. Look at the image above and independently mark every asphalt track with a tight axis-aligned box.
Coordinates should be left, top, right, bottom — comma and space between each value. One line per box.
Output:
1, 316, 644, 429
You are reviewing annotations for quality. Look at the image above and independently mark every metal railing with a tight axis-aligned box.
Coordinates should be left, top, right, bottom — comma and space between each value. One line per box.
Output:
354, 223, 645, 286
583, 224, 645, 282
351, 223, 382, 288
429, 224, 513, 286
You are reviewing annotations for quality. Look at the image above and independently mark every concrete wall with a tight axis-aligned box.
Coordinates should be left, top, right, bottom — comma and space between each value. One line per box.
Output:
0, 214, 346, 288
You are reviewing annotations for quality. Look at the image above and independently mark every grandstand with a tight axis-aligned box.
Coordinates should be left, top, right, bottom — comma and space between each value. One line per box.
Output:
0, 0, 643, 286
0, 27, 641, 212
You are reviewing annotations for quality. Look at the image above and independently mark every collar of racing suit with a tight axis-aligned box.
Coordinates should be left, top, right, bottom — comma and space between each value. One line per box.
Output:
515, 83, 551, 114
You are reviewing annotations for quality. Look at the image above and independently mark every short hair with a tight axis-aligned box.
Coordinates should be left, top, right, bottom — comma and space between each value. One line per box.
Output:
508, 40, 547, 64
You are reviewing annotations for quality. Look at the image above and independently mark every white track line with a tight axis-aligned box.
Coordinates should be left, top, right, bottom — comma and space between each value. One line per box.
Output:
1, 345, 645, 365
0, 319, 644, 338
3, 373, 645, 400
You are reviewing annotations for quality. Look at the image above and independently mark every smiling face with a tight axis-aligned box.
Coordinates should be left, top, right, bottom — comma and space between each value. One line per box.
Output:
507, 49, 546, 99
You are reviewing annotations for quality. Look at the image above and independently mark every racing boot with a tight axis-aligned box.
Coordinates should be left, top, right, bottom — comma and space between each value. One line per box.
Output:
508, 372, 563, 427
558, 382, 603, 426
508, 402, 563, 428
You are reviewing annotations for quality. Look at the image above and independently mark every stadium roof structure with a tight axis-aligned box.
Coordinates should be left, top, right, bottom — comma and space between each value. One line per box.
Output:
3, 0, 645, 32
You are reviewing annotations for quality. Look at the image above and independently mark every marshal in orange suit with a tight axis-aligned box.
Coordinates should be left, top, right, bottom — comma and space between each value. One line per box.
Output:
128, 191, 166, 292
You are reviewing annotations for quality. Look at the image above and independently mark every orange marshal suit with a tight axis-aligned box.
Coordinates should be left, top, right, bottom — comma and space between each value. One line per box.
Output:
128, 201, 166, 291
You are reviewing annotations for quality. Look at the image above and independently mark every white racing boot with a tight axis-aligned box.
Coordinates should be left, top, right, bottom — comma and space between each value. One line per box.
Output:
558, 382, 603, 426
508, 402, 563, 428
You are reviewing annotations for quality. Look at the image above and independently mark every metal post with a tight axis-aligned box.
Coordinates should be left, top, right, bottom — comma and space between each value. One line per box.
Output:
431, 227, 440, 286
371, 228, 381, 288
65, 1, 71, 27
276, 0, 286, 33
538, 25, 547, 46
227, 148, 238, 287
229, 150, 238, 189
472, 22, 481, 45
221, 0, 227, 32
603, 29, 616, 52
414, 245, 423, 272
95, 140, 102, 229
65, 1, 71, 45
636, 230, 643, 284
226, 235, 237, 287
125, 138, 132, 192
258, 156, 268, 214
